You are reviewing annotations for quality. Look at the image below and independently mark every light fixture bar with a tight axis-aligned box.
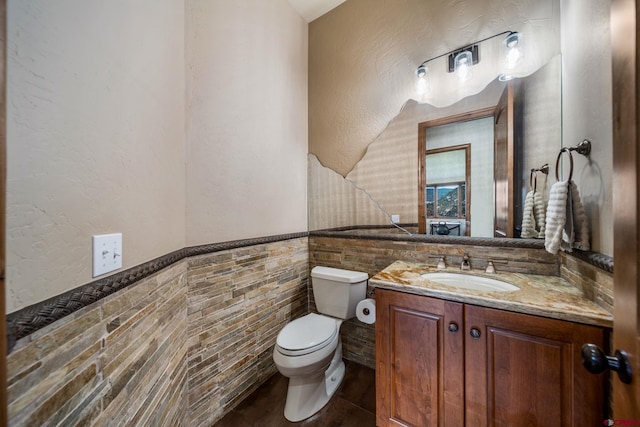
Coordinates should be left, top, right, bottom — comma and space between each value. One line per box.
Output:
447, 45, 479, 73
416, 30, 517, 72
414, 30, 521, 98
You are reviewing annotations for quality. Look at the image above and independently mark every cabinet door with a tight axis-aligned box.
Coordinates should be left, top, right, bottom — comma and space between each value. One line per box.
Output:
376, 289, 464, 427
464, 305, 606, 427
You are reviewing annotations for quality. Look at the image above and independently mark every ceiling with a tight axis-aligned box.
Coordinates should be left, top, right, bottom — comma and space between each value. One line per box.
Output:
288, 0, 347, 22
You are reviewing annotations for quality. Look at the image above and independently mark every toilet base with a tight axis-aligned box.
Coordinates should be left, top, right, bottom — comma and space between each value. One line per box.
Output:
283, 341, 345, 422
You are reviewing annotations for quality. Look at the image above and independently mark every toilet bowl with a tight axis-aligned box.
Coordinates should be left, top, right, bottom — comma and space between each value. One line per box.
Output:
272, 266, 368, 422
273, 313, 345, 422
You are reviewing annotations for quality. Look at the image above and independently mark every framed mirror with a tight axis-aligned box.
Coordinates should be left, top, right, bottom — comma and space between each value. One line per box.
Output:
308, 0, 612, 255
308, 55, 561, 237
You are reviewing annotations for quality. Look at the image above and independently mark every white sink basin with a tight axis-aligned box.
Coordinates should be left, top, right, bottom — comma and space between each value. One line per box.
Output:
421, 272, 520, 292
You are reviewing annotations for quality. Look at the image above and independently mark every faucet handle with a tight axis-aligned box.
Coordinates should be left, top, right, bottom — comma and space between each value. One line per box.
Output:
485, 261, 496, 274
437, 257, 446, 269
460, 254, 471, 270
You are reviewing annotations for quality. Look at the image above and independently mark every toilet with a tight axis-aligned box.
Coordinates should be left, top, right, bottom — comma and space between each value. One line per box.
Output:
272, 266, 368, 422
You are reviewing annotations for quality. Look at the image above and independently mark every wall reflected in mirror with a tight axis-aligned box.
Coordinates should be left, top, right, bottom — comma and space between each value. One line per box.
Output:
308, 54, 561, 237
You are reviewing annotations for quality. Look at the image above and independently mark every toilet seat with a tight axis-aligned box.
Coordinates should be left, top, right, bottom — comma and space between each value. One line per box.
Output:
276, 313, 338, 356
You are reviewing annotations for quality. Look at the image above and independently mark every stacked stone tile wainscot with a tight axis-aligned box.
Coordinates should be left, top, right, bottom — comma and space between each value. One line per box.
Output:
186, 238, 309, 426
6, 230, 611, 425
7, 235, 309, 426
7, 261, 189, 426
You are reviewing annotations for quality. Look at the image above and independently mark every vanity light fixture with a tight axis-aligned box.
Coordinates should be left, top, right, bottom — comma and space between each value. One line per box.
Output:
415, 30, 522, 95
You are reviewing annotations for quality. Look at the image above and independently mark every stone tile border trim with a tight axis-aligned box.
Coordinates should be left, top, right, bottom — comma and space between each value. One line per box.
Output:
567, 250, 614, 274
6, 232, 309, 354
311, 227, 546, 248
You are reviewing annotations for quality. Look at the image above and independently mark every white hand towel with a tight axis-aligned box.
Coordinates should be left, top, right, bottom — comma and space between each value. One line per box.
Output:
520, 191, 537, 238
533, 191, 546, 238
567, 180, 590, 251
545, 180, 590, 254
545, 181, 568, 254
562, 182, 575, 252
522, 190, 546, 239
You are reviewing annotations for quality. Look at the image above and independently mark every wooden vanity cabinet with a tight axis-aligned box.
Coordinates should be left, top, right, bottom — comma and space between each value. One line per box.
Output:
464, 304, 606, 427
375, 288, 464, 426
375, 289, 606, 427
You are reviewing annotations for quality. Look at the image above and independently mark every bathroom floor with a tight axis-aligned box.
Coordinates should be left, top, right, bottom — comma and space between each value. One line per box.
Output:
212, 360, 376, 426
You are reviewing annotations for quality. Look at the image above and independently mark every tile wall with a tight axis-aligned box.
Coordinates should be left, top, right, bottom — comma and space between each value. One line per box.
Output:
186, 238, 308, 425
6, 237, 309, 426
560, 253, 614, 314
5, 233, 611, 425
7, 261, 190, 426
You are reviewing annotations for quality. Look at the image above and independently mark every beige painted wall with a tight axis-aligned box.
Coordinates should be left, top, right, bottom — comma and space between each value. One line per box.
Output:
560, 0, 613, 256
185, 0, 308, 246
7, 0, 309, 313
7, 1, 187, 313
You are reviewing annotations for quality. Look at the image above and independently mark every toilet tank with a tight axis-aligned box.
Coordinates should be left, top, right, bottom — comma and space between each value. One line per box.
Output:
311, 266, 368, 319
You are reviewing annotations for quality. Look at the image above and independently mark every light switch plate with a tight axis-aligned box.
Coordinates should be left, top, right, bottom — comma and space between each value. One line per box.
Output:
391, 215, 400, 223
92, 233, 122, 277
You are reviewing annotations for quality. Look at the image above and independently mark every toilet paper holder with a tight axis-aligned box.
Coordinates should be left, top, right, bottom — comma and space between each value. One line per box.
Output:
356, 298, 377, 324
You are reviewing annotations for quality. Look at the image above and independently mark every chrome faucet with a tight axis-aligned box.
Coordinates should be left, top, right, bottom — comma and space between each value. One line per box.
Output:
460, 254, 470, 270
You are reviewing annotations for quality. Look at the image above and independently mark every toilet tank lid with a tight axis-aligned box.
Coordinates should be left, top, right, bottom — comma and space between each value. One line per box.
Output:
311, 266, 368, 283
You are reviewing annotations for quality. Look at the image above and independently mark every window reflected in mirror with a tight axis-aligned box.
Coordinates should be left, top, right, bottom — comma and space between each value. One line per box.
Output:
426, 184, 466, 218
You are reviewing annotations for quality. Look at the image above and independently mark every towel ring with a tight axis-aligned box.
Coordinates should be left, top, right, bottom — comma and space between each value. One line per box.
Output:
555, 140, 591, 182
555, 148, 574, 182
529, 170, 537, 192
529, 164, 549, 192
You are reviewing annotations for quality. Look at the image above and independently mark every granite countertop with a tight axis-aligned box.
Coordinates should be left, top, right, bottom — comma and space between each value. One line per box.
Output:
370, 260, 613, 328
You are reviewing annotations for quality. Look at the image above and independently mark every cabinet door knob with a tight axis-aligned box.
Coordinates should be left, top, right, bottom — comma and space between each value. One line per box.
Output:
581, 344, 632, 384
470, 328, 481, 339
448, 322, 459, 333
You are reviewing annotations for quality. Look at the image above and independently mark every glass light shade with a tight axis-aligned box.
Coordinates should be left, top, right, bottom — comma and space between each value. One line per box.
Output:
415, 65, 429, 96
503, 32, 523, 70
454, 51, 473, 82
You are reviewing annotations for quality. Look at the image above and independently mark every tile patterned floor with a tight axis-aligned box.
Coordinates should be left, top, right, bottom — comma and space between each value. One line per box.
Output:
212, 361, 376, 426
